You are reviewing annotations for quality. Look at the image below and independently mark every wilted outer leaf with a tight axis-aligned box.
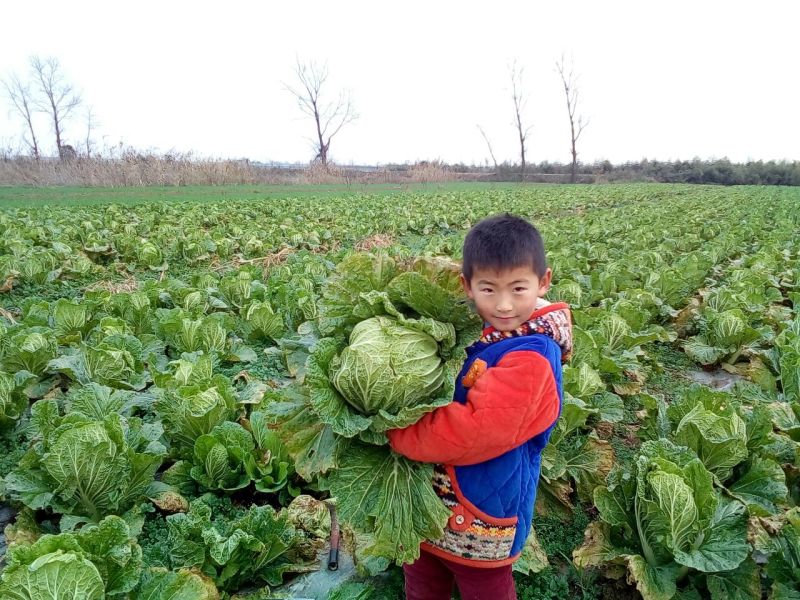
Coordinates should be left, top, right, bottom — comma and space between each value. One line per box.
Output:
340, 527, 391, 578
573, 521, 623, 576
324, 442, 450, 564
286, 495, 331, 540
150, 490, 190, 514
564, 434, 615, 503
2, 509, 41, 547
622, 554, 678, 600
535, 476, 574, 520
513, 527, 549, 575
765, 507, 800, 593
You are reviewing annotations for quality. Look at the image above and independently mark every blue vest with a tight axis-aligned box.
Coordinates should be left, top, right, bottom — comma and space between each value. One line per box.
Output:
451, 333, 564, 557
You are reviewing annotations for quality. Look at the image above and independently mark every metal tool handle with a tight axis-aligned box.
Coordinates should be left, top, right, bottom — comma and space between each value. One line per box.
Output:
327, 502, 340, 571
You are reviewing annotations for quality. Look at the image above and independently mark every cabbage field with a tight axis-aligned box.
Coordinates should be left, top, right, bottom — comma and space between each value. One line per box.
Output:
0, 183, 798, 599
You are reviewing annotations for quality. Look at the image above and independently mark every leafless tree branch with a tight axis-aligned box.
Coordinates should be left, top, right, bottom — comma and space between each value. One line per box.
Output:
476, 124, 498, 170
510, 60, 533, 180
2, 72, 40, 160
284, 59, 357, 167
556, 54, 590, 183
84, 105, 98, 158
30, 55, 82, 160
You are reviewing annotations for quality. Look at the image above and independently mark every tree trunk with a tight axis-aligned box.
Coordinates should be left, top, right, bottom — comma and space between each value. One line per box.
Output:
570, 128, 578, 184
54, 115, 63, 160
314, 107, 327, 166
26, 115, 40, 161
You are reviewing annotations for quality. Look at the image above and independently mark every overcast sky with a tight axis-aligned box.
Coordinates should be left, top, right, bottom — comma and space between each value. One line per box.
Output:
1, 0, 798, 165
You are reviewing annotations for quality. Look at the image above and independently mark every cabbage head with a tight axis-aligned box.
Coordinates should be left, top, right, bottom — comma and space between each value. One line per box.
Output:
271, 252, 481, 564
331, 316, 445, 416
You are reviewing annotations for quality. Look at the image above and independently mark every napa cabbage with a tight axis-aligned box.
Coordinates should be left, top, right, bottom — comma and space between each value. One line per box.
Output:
0, 370, 30, 430
159, 499, 314, 592
0, 515, 142, 599
269, 252, 480, 564
637, 386, 790, 517
574, 439, 750, 600
3, 400, 166, 528
331, 315, 445, 416
683, 308, 766, 366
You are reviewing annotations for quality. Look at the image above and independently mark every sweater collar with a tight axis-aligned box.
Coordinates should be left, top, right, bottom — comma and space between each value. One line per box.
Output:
479, 302, 573, 362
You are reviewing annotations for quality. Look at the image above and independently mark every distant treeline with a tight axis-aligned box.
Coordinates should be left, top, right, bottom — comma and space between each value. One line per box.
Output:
437, 158, 800, 186
2, 151, 799, 187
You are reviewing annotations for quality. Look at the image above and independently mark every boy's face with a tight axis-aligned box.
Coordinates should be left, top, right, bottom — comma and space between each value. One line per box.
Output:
461, 265, 552, 332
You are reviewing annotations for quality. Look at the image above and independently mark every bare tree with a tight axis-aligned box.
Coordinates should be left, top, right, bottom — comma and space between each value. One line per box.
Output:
30, 56, 82, 160
84, 105, 97, 158
476, 124, 499, 171
285, 59, 357, 167
510, 61, 533, 180
2, 72, 41, 160
556, 54, 589, 183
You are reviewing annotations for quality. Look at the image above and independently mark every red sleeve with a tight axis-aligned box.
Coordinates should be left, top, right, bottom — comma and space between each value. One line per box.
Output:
387, 350, 560, 466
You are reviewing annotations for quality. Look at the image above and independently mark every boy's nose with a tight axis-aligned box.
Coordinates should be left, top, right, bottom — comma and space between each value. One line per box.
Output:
496, 298, 513, 312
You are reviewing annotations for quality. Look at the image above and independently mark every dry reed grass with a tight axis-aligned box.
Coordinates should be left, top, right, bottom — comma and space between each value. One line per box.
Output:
0, 148, 459, 187
355, 233, 395, 251
0, 306, 19, 324
0, 276, 16, 293
84, 278, 139, 294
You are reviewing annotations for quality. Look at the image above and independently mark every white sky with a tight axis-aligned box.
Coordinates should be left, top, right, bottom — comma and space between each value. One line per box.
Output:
1, 0, 798, 166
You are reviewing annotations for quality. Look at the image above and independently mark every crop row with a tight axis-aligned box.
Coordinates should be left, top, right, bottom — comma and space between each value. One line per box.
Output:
0, 184, 797, 599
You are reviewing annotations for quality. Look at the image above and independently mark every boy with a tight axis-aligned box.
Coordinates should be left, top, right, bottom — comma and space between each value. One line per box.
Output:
387, 213, 573, 600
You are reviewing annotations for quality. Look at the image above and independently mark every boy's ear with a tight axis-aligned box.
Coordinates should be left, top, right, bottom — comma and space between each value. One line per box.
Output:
538, 268, 553, 296
460, 273, 473, 298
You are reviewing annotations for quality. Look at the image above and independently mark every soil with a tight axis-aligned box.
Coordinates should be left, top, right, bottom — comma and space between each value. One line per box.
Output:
683, 368, 743, 391
0, 504, 16, 564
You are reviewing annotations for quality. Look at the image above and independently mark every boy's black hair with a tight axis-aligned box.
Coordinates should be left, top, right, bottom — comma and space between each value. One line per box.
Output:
462, 213, 547, 281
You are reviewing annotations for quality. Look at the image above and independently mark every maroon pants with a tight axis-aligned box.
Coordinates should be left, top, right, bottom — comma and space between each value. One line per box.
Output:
403, 549, 517, 600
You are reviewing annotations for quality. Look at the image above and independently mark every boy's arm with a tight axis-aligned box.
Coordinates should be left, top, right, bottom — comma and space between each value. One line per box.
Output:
387, 350, 560, 465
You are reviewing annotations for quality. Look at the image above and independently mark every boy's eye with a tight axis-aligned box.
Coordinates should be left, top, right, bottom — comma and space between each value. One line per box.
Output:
481, 288, 493, 293
514, 287, 527, 292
